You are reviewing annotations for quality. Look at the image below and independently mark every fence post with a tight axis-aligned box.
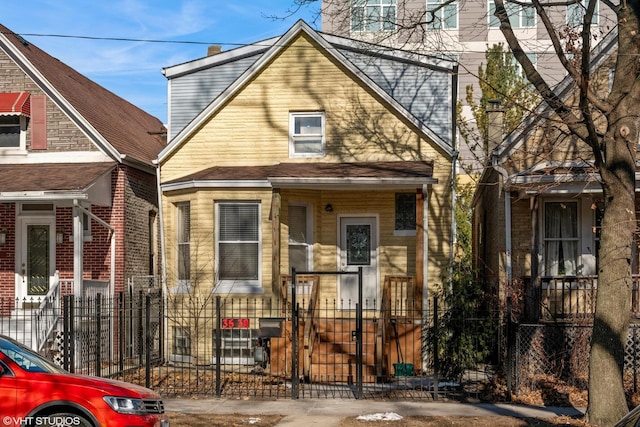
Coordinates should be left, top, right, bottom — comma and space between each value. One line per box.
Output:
119, 291, 124, 373
69, 296, 75, 373
215, 296, 222, 397
138, 290, 144, 366
506, 296, 513, 401
291, 268, 299, 399
63, 295, 69, 371
145, 293, 151, 389
95, 293, 102, 377
433, 295, 439, 400
356, 267, 363, 399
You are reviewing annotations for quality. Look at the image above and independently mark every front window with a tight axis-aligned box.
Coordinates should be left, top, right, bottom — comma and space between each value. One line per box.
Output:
288, 204, 312, 272
544, 201, 579, 276
171, 326, 191, 357
290, 112, 325, 157
427, 0, 458, 30
217, 202, 260, 289
567, 0, 599, 26
351, 0, 397, 32
176, 202, 190, 292
395, 193, 416, 235
489, 0, 535, 28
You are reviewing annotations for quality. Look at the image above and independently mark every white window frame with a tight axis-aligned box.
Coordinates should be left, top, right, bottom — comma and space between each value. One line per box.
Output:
427, 0, 458, 30
169, 326, 192, 363
351, 0, 397, 32
567, 0, 599, 26
175, 202, 190, 293
288, 203, 313, 272
542, 200, 580, 276
0, 115, 27, 153
489, 0, 536, 28
289, 112, 326, 158
215, 201, 262, 294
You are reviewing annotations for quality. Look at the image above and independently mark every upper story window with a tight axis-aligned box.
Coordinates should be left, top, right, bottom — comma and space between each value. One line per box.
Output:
543, 201, 579, 276
489, 0, 535, 28
290, 112, 325, 158
0, 92, 31, 152
427, 0, 458, 30
351, 0, 397, 32
0, 116, 21, 148
567, 0, 599, 26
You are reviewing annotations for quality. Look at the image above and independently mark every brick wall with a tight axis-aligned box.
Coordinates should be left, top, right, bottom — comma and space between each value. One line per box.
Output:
0, 49, 95, 152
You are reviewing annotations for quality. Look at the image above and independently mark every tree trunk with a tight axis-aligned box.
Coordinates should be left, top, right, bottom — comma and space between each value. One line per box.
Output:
587, 122, 636, 426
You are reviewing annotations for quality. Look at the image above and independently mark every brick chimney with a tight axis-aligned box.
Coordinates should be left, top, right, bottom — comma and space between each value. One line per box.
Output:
207, 45, 222, 56
486, 99, 504, 154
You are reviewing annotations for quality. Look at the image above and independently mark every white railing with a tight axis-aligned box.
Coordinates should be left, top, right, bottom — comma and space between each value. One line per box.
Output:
32, 271, 67, 353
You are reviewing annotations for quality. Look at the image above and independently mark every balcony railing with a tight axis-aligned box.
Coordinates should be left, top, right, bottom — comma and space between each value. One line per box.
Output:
539, 275, 640, 321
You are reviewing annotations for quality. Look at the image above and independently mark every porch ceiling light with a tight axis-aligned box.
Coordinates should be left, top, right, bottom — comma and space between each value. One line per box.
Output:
0, 229, 5, 245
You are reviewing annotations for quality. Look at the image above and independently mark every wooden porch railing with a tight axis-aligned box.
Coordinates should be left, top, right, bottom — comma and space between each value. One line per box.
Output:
279, 274, 321, 380
539, 275, 640, 321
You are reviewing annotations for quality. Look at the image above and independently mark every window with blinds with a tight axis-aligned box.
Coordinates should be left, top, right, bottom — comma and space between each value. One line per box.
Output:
217, 202, 260, 287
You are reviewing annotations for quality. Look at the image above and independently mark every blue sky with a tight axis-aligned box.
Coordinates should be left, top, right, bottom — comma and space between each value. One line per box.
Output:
3, 1, 320, 123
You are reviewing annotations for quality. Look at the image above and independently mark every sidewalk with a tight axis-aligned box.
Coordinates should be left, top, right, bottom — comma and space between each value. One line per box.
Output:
164, 398, 584, 427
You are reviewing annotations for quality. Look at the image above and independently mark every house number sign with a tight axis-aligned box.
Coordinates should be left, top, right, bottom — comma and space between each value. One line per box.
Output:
221, 318, 250, 329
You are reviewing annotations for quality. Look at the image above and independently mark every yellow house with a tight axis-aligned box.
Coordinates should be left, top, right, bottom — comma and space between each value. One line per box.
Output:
157, 21, 457, 371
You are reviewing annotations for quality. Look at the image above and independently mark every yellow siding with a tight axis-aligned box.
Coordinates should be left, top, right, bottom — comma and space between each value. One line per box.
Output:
161, 33, 448, 181
160, 31, 453, 301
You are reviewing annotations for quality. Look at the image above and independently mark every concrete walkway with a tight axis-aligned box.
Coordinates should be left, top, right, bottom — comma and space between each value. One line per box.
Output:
164, 398, 584, 426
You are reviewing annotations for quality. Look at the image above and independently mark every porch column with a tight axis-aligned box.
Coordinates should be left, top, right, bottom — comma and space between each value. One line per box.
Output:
415, 186, 428, 312
271, 189, 281, 300
73, 203, 83, 295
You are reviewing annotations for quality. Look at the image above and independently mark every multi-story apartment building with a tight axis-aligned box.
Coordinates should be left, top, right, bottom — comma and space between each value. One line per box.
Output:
321, 0, 616, 172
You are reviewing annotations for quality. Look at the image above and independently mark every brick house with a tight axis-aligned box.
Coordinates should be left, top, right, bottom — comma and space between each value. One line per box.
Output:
0, 23, 166, 345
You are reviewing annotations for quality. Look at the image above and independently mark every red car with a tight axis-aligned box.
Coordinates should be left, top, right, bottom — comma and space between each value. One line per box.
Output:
0, 334, 169, 427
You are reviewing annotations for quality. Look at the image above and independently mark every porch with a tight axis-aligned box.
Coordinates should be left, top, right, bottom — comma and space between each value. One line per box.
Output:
531, 275, 640, 322
278, 273, 424, 384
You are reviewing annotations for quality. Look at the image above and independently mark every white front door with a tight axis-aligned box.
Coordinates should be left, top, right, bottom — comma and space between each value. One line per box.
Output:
338, 216, 379, 310
16, 217, 56, 303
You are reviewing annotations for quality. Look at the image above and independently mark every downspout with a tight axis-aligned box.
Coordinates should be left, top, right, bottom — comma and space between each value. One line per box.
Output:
486, 100, 511, 288
154, 163, 167, 297
449, 151, 459, 289
450, 63, 459, 287
154, 162, 168, 353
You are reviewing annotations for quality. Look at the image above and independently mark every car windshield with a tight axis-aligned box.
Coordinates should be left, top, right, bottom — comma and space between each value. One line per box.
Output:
0, 336, 65, 374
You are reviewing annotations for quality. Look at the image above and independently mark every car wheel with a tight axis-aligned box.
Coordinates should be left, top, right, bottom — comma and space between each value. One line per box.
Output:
31, 413, 93, 427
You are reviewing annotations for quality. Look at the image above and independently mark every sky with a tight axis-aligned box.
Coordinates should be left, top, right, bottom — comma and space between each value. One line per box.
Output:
2, 1, 321, 124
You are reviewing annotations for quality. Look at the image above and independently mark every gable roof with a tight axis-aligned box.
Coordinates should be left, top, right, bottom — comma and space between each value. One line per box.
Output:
159, 20, 457, 162
0, 24, 166, 166
493, 27, 618, 165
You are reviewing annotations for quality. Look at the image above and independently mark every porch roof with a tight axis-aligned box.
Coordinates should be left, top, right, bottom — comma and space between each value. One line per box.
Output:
0, 162, 115, 204
161, 161, 436, 191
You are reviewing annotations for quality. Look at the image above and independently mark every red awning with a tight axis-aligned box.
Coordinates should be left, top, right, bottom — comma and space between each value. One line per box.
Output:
0, 92, 30, 116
